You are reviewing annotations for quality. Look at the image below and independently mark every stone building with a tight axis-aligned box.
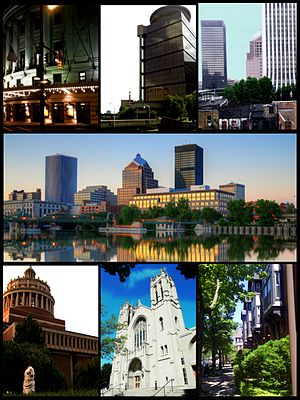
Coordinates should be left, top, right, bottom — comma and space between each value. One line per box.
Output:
3, 4, 99, 126
3, 267, 98, 386
108, 268, 196, 396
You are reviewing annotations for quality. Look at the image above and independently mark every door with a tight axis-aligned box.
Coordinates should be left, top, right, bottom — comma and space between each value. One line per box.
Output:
76, 102, 90, 123
52, 103, 64, 123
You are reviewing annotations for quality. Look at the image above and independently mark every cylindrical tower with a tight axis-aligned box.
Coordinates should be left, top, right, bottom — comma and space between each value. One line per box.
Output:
3, 267, 55, 319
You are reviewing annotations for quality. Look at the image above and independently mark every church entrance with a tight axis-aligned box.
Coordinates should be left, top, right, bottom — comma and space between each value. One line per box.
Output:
128, 358, 143, 389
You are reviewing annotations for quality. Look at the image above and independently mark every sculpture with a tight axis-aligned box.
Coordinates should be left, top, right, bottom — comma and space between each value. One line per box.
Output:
23, 366, 35, 394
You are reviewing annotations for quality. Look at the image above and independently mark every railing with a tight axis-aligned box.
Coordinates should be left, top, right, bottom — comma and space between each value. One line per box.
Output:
102, 383, 123, 397
153, 378, 174, 397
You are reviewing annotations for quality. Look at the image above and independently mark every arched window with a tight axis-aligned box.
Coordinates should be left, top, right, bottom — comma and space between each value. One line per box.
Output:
134, 317, 147, 350
159, 317, 164, 331
160, 281, 164, 299
175, 316, 178, 325
154, 285, 158, 303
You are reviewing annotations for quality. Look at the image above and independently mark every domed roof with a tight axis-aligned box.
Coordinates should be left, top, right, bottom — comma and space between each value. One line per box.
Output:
24, 267, 36, 279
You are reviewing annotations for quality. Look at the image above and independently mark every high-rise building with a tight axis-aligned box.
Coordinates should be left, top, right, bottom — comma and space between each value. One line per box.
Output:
201, 20, 227, 89
45, 154, 77, 205
246, 32, 262, 79
219, 182, 245, 201
262, 3, 297, 90
74, 185, 117, 206
137, 5, 196, 102
175, 144, 203, 189
117, 153, 158, 206
8, 188, 41, 201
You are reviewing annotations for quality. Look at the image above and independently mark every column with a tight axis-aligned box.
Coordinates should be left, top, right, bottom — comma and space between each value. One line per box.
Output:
16, 292, 19, 306
41, 295, 44, 309
29, 292, 32, 307
22, 292, 25, 306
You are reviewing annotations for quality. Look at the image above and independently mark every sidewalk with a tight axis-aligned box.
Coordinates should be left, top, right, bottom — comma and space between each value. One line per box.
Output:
202, 363, 240, 397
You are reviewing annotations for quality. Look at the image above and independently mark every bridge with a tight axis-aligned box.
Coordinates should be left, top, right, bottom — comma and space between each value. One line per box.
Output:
4, 214, 108, 226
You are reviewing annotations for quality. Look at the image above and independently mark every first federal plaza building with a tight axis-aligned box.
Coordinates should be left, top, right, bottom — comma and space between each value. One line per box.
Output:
3, 4, 99, 127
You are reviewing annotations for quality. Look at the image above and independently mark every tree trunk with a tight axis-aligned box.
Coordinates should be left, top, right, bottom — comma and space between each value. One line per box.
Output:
218, 350, 222, 370
198, 285, 205, 395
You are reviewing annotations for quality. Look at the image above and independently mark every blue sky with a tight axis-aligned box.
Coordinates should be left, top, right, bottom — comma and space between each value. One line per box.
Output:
4, 134, 296, 204
199, 3, 262, 81
101, 264, 196, 363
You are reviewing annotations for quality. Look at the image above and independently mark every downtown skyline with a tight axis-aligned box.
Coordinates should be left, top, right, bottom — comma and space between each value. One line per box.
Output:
4, 134, 296, 205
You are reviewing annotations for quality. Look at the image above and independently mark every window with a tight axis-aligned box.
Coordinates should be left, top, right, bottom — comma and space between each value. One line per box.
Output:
159, 317, 164, 331
161, 346, 164, 356
20, 50, 25, 69
53, 73, 62, 84
16, 79, 21, 87
182, 368, 188, 384
79, 71, 86, 82
164, 345, 168, 354
181, 357, 185, 365
134, 317, 147, 350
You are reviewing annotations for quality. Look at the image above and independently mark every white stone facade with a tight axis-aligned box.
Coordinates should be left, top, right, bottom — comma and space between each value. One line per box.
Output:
109, 269, 196, 392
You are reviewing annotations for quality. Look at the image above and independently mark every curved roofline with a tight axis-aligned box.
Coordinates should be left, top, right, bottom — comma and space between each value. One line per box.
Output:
150, 5, 191, 24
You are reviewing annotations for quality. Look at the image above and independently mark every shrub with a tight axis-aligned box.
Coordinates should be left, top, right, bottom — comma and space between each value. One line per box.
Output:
241, 336, 291, 395
74, 357, 100, 390
240, 381, 281, 396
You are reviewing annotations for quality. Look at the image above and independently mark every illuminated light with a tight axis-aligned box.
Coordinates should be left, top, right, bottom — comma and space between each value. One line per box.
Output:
21, 241, 27, 246
47, 5, 58, 10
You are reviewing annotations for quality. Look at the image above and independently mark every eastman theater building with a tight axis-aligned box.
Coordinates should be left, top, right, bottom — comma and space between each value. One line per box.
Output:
3, 5, 99, 126
3, 267, 98, 386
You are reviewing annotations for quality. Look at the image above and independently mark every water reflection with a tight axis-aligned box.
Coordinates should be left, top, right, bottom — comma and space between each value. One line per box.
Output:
3, 231, 296, 262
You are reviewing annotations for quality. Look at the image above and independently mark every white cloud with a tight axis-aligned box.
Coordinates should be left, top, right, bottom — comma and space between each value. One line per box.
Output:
127, 267, 167, 289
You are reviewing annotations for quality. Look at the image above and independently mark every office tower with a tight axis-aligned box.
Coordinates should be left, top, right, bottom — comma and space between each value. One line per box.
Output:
175, 144, 203, 189
219, 182, 245, 201
137, 5, 196, 102
45, 154, 77, 204
201, 20, 227, 89
9, 188, 41, 201
117, 153, 158, 206
246, 32, 263, 79
74, 185, 117, 205
262, 3, 297, 90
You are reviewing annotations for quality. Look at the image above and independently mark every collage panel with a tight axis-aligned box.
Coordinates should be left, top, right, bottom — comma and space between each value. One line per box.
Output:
4, 133, 296, 263
197, 263, 297, 397
100, 4, 197, 133
100, 263, 197, 397
198, 3, 297, 132
3, 264, 99, 396
3, 4, 100, 133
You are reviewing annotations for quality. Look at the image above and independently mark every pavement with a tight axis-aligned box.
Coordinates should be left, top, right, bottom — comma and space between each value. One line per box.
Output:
201, 364, 240, 397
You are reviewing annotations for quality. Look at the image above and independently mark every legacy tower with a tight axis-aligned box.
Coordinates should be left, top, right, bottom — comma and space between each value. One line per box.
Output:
117, 153, 158, 206
262, 3, 297, 90
175, 144, 204, 189
201, 20, 227, 89
137, 5, 196, 102
45, 154, 77, 204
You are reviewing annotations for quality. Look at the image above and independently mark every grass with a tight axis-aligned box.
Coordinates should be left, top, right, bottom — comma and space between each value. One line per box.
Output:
4, 389, 98, 397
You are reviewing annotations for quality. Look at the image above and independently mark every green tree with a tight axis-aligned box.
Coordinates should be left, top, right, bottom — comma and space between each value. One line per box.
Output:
100, 305, 126, 360
224, 77, 275, 105
184, 91, 197, 122
162, 95, 186, 119
74, 357, 100, 390
201, 207, 222, 224
254, 199, 281, 226
164, 200, 179, 219
198, 264, 267, 392
100, 363, 112, 389
227, 200, 253, 226
118, 205, 142, 225
14, 315, 45, 346
258, 76, 275, 103
117, 106, 134, 119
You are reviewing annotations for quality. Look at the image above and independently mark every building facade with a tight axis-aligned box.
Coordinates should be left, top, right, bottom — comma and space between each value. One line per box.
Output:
262, 3, 297, 90
201, 20, 227, 89
246, 32, 262, 79
117, 153, 158, 206
130, 187, 234, 215
79, 202, 120, 215
4, 199, 69, 218
137, 5, 196, 103
74, 185, 117, 206
109, 268, 196, 394
3, 267, 98, 386
8, 188, 41, 201
219, 182, 245, 201
45, 154, 77, 205
175, 144, 204, 189
3, 4, 99, 126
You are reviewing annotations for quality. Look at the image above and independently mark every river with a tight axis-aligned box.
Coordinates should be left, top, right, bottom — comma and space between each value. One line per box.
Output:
3, 231, 296, 262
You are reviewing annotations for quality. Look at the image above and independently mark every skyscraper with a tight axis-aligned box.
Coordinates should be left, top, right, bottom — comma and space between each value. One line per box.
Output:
201, 20, 227, 89
137, 5, 196, 102
45, 154, 77, 204
117, 153, 158, 206
262, 3, 297, 90
219, 182, 245, 201
246, 32, 263, 79
175, 144, 203, 189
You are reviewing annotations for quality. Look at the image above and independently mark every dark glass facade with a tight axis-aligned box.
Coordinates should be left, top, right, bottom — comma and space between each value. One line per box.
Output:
137, 5, 196, 102
117, 153, 158, 206
175, 144, 203, 189
45, 154, 77, 204
201, 20, 227, 89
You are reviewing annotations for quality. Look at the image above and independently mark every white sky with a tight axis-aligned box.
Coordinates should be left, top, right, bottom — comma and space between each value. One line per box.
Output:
3, 265, 99, 337
101, 4, 197, 113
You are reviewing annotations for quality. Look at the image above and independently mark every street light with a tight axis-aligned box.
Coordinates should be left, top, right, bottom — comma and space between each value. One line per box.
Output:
109, 102, 116, 127
143, 104, 150, 119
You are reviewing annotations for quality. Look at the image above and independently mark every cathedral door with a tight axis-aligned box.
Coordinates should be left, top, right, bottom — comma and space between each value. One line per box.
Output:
128, 358, 143, 389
